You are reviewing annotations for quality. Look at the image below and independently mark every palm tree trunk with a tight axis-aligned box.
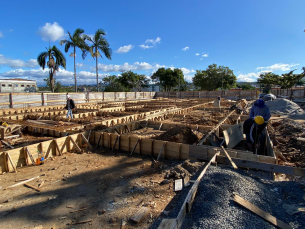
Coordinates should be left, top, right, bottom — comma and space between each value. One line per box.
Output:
96, 47, 99, 92
50, 69, 54, 93
74, 46, 77, 92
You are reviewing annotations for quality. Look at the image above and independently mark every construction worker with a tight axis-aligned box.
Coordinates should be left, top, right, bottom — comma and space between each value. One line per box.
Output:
243, 99, 271, 153
65, 95, 75, 119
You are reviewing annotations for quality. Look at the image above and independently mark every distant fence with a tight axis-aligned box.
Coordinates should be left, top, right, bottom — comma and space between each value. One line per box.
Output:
155, 90, 258, 100
271, 88, 305, 99
0, 92, 156, 109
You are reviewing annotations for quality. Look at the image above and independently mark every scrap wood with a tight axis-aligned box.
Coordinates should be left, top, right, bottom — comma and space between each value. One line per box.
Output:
233, 194, 292, 229
130, 207, 149, 223
5, 134, 20, 139
175, 179, 183, 191
221, 146, 238, 169
69, 207, 87, 213
67, 219, 92, 225
25, 147, 35, 165
112, 135, 120, 151
96, 134, 102, 149
4, 176, 39, 190
38, 180, 44, 188
24, 183, 41, 192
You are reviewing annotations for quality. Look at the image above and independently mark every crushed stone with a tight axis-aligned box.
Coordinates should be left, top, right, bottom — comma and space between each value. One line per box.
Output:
265, 99, 305, 115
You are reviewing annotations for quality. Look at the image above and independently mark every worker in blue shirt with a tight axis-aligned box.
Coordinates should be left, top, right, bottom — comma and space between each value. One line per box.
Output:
249, 99, 271, 122
243, 99, 271, 153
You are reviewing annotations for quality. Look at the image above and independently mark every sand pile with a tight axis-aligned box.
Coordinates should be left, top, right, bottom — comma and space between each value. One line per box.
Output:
265, 99, 304, 115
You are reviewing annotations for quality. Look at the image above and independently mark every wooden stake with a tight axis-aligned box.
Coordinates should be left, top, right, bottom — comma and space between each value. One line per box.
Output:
221, 146, 238, 169
233, 194, 292, 229
26, 147, 35, 165
54, 140, 62, 156
130, 139, 140, 155
81, 134, 93, 149
112, 135, 119, 151
6, 152, 17, 172
96, 134, 102, 149
67, 219, 92, 225
1, 140, 14, 149
157, 142, 166, 161
69, 136, 82, 153
158, 123, 163, 130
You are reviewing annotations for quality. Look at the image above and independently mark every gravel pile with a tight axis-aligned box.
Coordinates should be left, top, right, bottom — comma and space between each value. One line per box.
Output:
265, 99, 304, 115
181, 165, 305, 229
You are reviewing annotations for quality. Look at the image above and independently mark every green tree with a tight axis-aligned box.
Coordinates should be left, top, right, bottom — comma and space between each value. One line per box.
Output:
151, 68, 184, 91
102, 75, 124, 92
257, 72, 279, 93
37, 45, 66, 93
278, 69, 304, 89
117, 71, 148, 92
236, 83, 256, 90
83, 29, 112, 92
60, 28, 87, 92
192, 64, 236, 91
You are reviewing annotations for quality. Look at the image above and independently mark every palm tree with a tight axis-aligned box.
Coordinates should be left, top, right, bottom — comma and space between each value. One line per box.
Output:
83, 29, 112, 92
60, 28, 87, 92
37, 45, 66, 93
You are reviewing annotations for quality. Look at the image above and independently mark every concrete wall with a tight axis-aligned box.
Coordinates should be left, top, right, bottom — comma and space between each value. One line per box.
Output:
0, 92, 156, 109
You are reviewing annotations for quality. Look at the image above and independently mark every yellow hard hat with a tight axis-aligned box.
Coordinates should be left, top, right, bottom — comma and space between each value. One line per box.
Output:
254, 116, 264, 125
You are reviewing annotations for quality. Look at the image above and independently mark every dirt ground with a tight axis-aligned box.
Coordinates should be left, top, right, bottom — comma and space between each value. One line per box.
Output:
270, 118, 305, 167
154, 126, 201, 145
0, 149, 205, 229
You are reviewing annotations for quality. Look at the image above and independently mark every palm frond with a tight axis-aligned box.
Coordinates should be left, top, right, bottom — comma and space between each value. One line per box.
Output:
94, 29, 106, 43
73, 28, 85, 38
37, 52, 48, 69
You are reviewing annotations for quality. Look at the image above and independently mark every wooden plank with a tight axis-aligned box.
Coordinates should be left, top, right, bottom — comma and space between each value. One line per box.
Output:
233, 194, 292, 229
4, 176, 39, 190
221, 146, 238, 169
158, 219, 177, 229
216, 155, 305, 176
24, 183, 41, 192
1, 140, 14, 149
223, 123, 244, 149
130, 207, 150, 223
175, 179, 183, 191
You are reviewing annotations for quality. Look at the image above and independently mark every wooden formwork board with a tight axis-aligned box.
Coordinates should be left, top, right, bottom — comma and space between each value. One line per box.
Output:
0, 133, 81, 173
27, 126, 69, 137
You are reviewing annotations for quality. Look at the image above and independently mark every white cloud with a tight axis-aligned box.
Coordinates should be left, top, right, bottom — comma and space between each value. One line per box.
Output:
182, 47, 189, 51
145, 37, 161, 45
237, 63, 300, 82
256, 63, 299, 73
38, 22, 65, 42
0, 31, 3, 38
180, 67, 195, 75
76, 63, 84, 68
97, 62, 153, 72
115, 45, 134, 53
202, 54, 208, 57
139, 44, 153, 49
184, 75, 193, 82
195, 53, 200, 56
0, 54, 38, 68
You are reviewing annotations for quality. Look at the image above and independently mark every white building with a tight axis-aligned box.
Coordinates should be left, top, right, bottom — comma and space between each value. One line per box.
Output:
0, 79, 37, 93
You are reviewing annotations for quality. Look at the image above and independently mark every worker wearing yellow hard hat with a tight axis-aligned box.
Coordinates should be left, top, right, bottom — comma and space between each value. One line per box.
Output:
243, 99, 271, 153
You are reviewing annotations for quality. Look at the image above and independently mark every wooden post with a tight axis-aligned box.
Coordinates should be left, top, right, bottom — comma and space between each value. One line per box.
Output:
9, 93, 13, 108
41, 93, 45, 106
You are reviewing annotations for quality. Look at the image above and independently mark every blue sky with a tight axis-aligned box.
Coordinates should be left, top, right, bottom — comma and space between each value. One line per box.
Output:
0, 0, 304, 86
